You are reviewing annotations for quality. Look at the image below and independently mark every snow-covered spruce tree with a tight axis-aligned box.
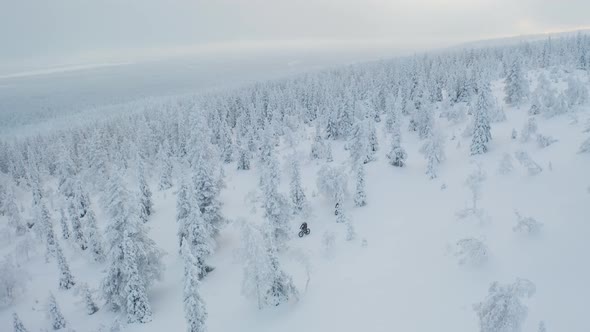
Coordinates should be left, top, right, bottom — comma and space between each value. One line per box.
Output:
325, 141, 333, 162
181, 242, 208, 332
504, 57, 529, 106
81, 283, 99, 315
159, 158, 174, 191
73, 181, 104, 261
5, 186, 26, 235
192, 150, 224, 237
348, 119, 374, 164
260, 153, 291, 244
474, 278, 536, 332
386, 118, 407, 167
470, 80, 493, 155
236, 140, 251, 170
420, 129, 446, 179
177, 174, 192, 250
219, 120, 234, 164
414, 93, 434, 140
123, 230, 153, 323
67, 190, 88, 251
37, 200, 57, 261
183, 178, 215, 279
58, 207, 70, 240
310, 124, 326, 160
531, 73, 558, 116
55, 240, 75, 290
385, 91, 402, 134
258, 122, 275, 165
101, 171, 163, 318
354, 162, 367, 207
240, 222, 298, 309
55, 142, 77, 199
289, 155, 308, 214
137, 160, 153, 223
157, 142, 173, 191
317, 165, 348, 222
82, 205, 105, 262
12, 312, 29, 332
48, 293, 67, 330
368, 119, 379, 152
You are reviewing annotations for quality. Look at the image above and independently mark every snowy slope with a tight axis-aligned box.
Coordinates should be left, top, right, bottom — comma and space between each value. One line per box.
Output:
1, 46, 590, 332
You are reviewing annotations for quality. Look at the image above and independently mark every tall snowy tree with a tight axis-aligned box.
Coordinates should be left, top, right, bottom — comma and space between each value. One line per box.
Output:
414, 92, 434, 140
101, 171, 163, 319
82, 205, 105, 262
240, 223, 298, 309
157, 142, 174, 191
471, 79, 493, 155
67, 187, 88, 251
37, 200, 57, 261
137, 160, 153, 223
368, 119, 379, 152
236, 140, 251, 171
48, 293, 67, 330
123, 230, 153, 323
310, 124, 326, 160
181, 242, 208, 332
348, 119, 374, 164
81, 283, 99, 315
192, 150, 225, 236
12, 312, 29, 332
5, 186, 26, 235
317, 165, 347, 221
289, 155, 308, 214
73, 181, 104, 261
55, 142, 77, 199
180, 176, 215, 279
58, 207, 70, 240
420, 129, 446, 179
177, 174, 192, 249
325, 141, 334, 162
387, 119, 407, 167
354, 162, 367, 207
55, 240, 75, 290
260, 160, 291, 244
504, 58, 529, 106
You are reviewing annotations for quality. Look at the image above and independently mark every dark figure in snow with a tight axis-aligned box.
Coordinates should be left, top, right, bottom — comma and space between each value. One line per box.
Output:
298, 222, 310, 237
335, 203, 340, 215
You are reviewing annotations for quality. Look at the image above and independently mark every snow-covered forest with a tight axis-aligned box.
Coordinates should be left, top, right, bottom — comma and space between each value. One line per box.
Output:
1, 33, 590, 332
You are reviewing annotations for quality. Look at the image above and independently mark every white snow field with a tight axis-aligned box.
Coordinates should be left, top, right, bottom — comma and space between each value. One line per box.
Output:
1, 34, 590, 332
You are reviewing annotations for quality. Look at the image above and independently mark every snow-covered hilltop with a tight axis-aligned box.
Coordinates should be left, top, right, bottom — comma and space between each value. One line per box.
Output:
1, 33, 590, 332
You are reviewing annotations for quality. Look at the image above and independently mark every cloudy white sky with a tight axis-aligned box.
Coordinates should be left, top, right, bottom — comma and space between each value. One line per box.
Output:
1, 0, 589, 68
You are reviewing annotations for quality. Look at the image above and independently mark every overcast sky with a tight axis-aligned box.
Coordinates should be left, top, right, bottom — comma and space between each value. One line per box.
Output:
1, 0, 589, 67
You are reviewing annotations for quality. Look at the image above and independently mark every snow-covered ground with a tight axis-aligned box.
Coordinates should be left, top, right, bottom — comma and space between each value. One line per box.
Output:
1, 38, 590, 332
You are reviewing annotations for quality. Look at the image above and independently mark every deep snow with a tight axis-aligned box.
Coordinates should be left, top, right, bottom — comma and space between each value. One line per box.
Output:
1, 70, 590, 332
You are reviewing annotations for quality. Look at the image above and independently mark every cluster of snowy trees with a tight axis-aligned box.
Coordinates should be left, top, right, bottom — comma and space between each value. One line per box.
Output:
1, 33, 589, 330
